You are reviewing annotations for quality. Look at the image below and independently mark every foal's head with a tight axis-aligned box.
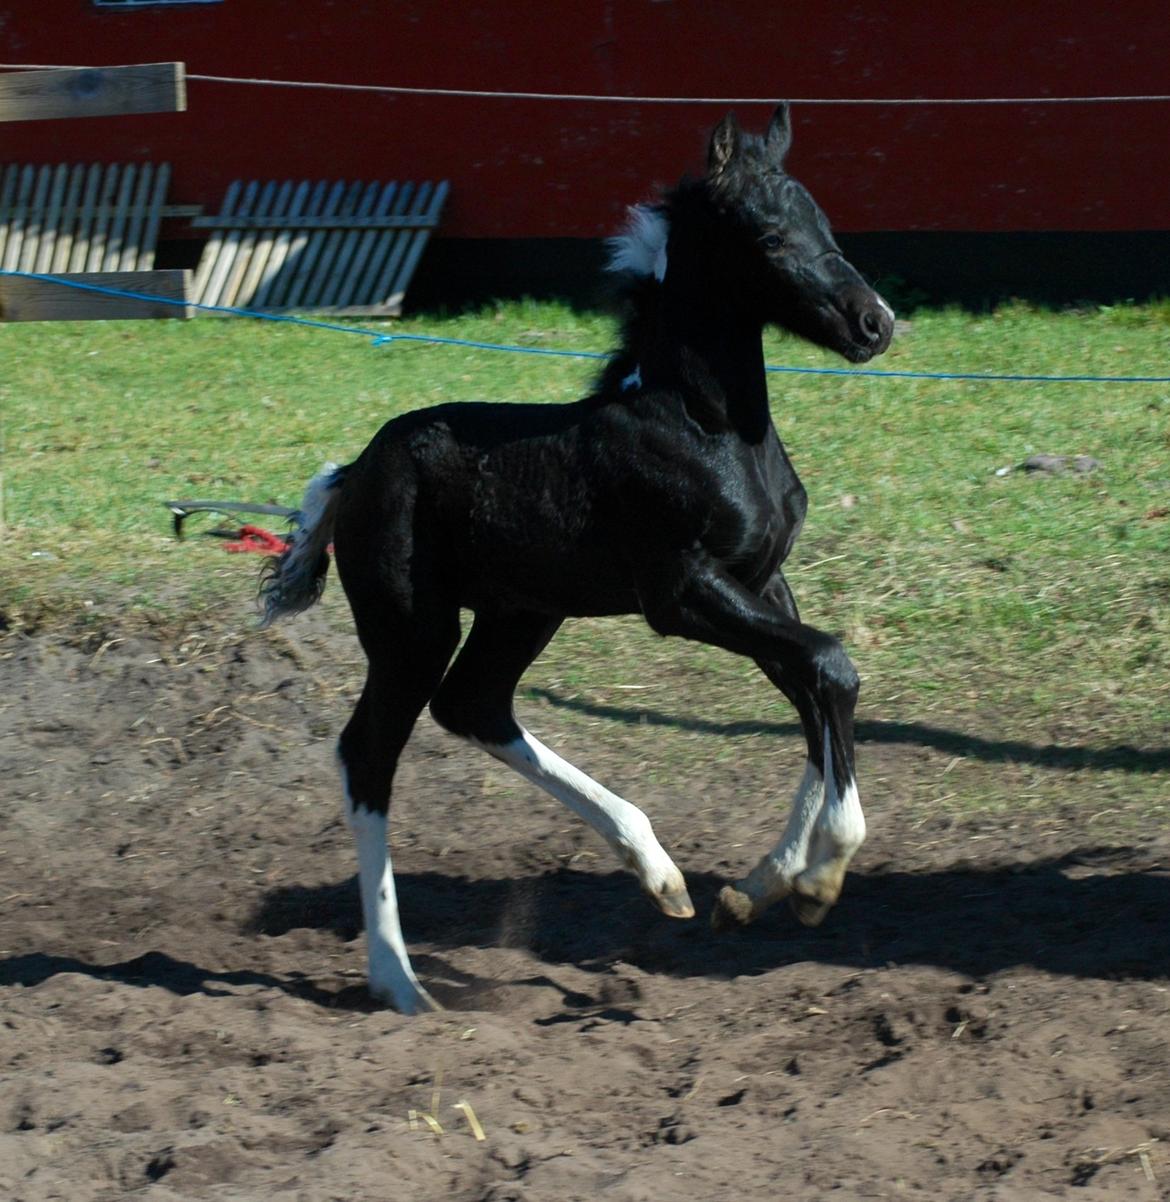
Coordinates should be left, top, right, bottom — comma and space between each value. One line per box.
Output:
687, 105, 893, 363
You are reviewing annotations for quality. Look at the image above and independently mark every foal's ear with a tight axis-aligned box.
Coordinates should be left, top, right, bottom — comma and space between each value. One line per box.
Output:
766, 103, 793, 165
708, 112, 741, 176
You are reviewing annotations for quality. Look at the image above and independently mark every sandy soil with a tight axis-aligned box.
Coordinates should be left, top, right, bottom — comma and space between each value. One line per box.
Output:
2, 611, 1168, 1201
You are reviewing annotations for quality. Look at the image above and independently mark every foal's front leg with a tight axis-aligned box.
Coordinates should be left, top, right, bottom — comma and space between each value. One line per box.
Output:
636, 556, 866, 930
716, 571, 867, 928
715, 714, 866, 930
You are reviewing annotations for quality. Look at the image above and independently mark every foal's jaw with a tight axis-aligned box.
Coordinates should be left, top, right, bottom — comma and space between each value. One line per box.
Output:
771, 252, 895, 363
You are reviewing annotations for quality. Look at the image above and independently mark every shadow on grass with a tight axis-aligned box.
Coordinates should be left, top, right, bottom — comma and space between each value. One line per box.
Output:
526, 687, 1170, 774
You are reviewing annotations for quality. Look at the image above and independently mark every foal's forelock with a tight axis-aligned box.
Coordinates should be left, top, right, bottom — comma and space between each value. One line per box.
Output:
606, 205, 669, 282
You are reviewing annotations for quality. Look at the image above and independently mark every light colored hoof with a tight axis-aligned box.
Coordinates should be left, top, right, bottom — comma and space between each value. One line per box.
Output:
370, 980, 443, 1015
789, 860, 849, 926
653, 886, 696, 919
711, 884, 757, 931
788, 890, 833, 927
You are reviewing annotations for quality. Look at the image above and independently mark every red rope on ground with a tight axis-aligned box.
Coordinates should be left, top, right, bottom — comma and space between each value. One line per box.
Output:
223, 525, 290, 555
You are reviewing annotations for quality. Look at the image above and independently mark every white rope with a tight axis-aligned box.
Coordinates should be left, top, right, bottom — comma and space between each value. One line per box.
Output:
1, 63, 1169, 106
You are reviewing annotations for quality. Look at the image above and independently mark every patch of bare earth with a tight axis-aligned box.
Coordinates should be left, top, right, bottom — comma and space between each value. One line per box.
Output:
2, 612, 1168, 1201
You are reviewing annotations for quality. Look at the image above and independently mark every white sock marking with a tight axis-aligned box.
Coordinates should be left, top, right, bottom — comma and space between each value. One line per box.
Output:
735, 725, 866, 914
814, 719, 866, 855
739, 758, 825, 903
470, 728, 683, 897
340, 761, 434, 1014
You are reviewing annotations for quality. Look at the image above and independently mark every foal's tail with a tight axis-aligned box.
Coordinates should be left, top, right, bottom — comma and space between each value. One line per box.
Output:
259, 462, 349, 627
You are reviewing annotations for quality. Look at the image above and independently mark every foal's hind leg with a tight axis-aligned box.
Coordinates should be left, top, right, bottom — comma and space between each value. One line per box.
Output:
429, 610, 694, 918
714, 570, 866, 929
338, 614, 460, 1014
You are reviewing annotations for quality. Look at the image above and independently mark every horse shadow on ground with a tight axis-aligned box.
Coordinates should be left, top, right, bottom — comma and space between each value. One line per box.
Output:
250, 848, 1170, 999
0, 949, 359, 1008
527, 688, 1170, 774
3, 851, 1166, 1010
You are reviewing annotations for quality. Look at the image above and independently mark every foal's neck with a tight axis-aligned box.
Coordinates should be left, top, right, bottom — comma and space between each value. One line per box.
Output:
641, 284, 771, 442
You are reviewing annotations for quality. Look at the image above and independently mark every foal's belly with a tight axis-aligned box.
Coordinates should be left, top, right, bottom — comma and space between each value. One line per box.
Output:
459, 534, 641, 618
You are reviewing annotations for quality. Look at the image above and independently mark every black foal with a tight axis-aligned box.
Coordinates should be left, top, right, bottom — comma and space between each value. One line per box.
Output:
263, 105, 894, 1013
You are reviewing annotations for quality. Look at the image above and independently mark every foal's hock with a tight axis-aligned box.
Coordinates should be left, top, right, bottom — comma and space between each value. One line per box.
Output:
263, 105, 894, 1013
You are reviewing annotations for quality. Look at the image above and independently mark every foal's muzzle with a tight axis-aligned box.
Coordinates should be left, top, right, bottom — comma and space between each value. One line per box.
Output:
841, 291, 895, 362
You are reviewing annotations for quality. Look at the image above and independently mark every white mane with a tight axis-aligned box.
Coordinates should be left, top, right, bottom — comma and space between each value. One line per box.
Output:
606, 205, 669, 282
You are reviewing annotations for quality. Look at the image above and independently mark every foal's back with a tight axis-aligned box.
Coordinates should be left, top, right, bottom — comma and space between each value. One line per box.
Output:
332, 394, 642, 619
334, 381, 803, 624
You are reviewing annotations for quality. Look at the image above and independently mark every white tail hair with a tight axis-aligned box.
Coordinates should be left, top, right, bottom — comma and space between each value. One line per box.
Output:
259, 462, 347, 627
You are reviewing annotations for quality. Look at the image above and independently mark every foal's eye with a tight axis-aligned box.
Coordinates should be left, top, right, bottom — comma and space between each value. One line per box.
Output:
761, 233, 786, 251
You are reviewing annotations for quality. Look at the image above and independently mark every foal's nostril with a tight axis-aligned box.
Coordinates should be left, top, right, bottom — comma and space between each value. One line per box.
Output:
859, 308, 885, 343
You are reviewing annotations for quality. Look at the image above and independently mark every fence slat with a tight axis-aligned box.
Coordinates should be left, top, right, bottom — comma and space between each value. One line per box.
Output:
2, 165, 35, 271
136, 162, 169, 270
118, 162, 152, 271
316, 179, 382, 309
32, 164, 69, 272
83, 163, 122, 273
280, 179, 347, 310
0, 165, 20, 266
0, 64, 185, 124
333, 180, 398, 310
251, 179, 311, 308
16, 164, 51, 272
300, 179, 364, 307
49, 164, 85, 273
202, 179, 259, 308
362, 181, 428, 315
67, 165, 102, 272
385, 179, 450, 314
219, 179, 277, 308
346, 180, 415, 311
191, 176, 446, 314
101, 162, 137, 271
191, 177, 242, 302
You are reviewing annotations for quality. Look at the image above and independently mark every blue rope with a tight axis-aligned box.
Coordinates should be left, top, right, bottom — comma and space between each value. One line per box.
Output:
763, 364, 1170, 383
4, 267, 1169, 384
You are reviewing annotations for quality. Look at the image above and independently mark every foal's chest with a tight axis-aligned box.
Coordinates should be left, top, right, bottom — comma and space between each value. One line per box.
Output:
697, 428, 807, 582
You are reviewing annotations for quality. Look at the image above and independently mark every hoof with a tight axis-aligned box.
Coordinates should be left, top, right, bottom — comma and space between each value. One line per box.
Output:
654, 886, 696, 920
370, 981, 443, 1015
711, 885, 756, 931
788, 890, 832, 927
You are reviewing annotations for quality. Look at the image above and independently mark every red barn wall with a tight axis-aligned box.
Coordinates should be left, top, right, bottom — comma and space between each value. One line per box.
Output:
3, 0, 1170, 243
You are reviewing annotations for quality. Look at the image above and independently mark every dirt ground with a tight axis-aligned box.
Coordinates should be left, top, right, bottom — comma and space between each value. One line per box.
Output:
2, 607, 1169, 1202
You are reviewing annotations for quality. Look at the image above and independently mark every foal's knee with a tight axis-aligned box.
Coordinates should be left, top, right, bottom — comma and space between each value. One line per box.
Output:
810, 634, 859, 712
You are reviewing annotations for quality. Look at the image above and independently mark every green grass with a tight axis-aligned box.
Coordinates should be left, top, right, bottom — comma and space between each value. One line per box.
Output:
3, 301, 1169, 823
